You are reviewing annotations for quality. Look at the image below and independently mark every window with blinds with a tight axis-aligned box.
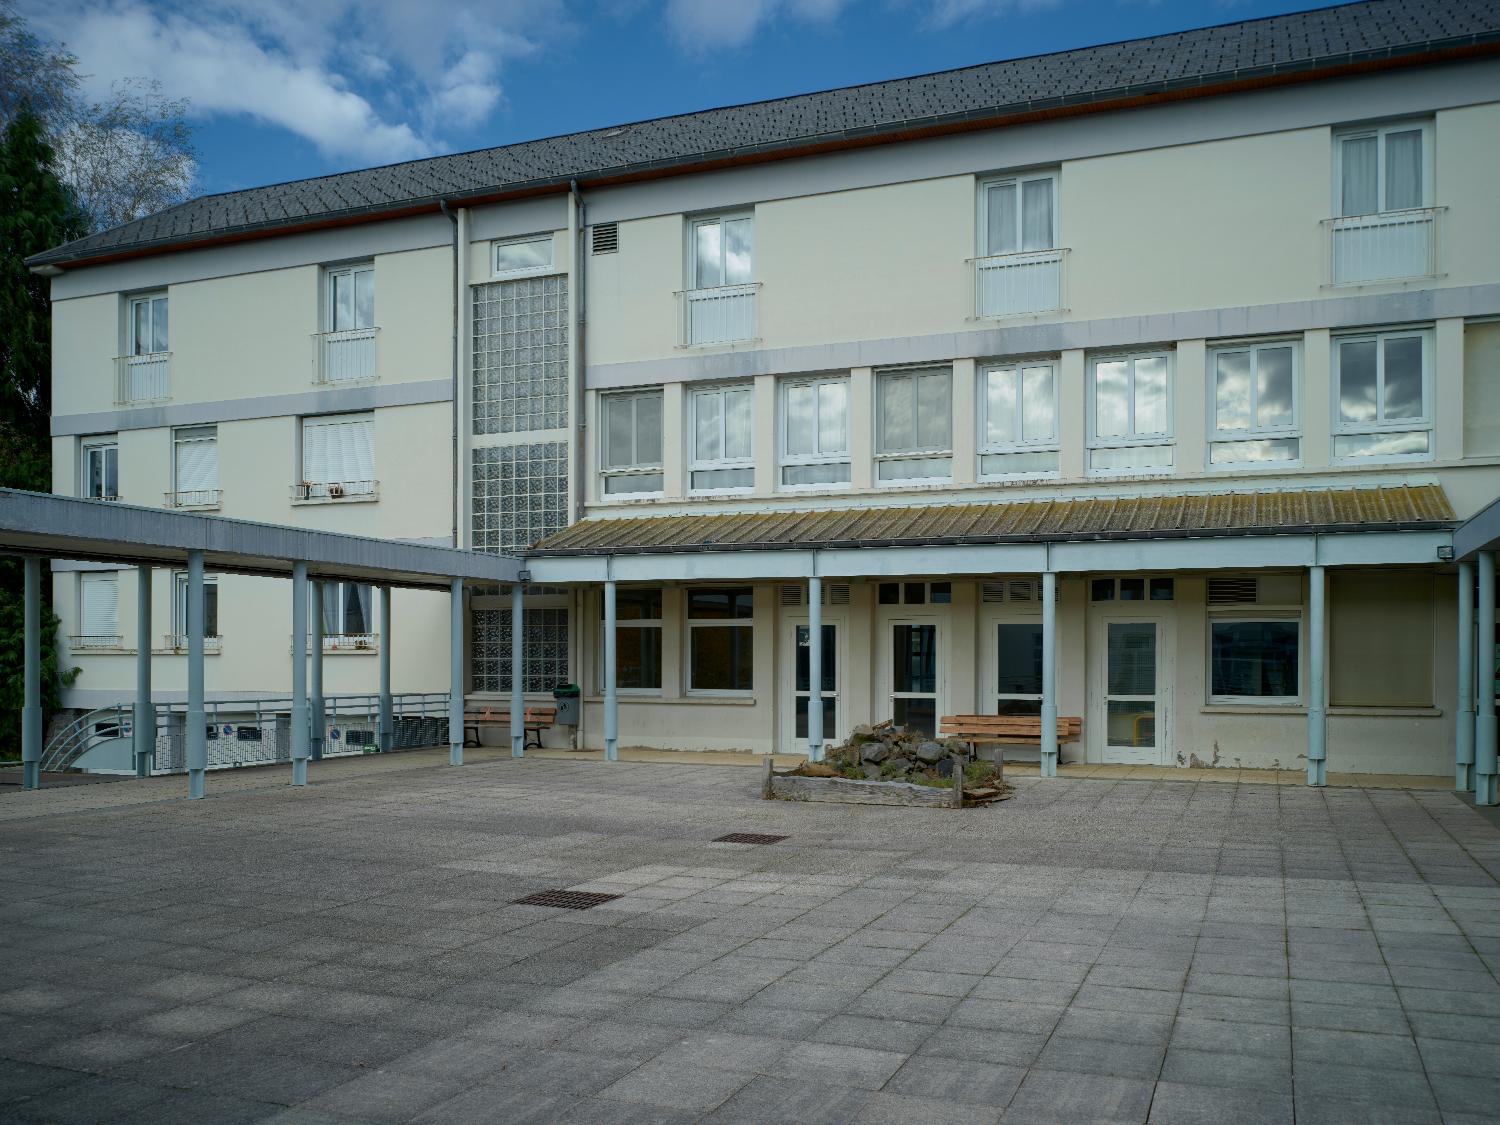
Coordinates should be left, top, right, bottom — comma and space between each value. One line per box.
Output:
171, 426, 218, 507
300, 414, 375, 498
79, 572, 119, 644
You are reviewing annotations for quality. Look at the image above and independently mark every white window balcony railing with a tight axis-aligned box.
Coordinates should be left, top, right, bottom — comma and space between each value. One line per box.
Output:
115, 352, 171, 404
163, 634, 222, 654
69, 634, 122, 651
291, 480, 379, 502
1326, 208, 1442, 287
971, 249, 1067, 319
324, 632, 378, 653
677, 283, 759, 347
315, 327, 378, 384
164, 489, 222, 509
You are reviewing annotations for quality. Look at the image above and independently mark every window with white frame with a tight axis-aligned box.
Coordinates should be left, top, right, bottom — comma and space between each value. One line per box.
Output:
171, 426, 218, 506
980, 172, 1057, 255
129, 293, 168, 355
600, 390, 664, 496
1087, 352, 1173, 474
980, 360, 1058, 478
689, 384, 754, 492
687, 587, 754, 693
781, 376, 850, 488
493, 233, 554, 277
1209, 342, 1299, 466
173, 571, 220, 640
320, 581, 375, 638
691, 214, 752, 288
81, 437, 119, 500
1209, 619, 1300, 703
1332, 329, 1432, 461
1336, 121, 1430, 217
77, 572, 119, 646
605, 587, 662, 691
326, 263, 374, 332
876, 367, 952, 483
300, 413, 375, 498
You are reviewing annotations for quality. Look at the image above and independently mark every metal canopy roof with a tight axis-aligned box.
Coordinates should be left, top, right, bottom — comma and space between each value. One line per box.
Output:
27, 0, 1500, 269
528, 484, 1456, 557
0, 490, 520, 589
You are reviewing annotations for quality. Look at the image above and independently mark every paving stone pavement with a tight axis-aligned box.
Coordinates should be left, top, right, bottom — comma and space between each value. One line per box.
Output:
4, 755, 1500, 1123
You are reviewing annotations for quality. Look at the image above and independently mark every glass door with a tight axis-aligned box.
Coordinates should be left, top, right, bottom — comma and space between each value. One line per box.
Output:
793, 623, 838, 746
891, 622, 939, 736
1103, 621, 1160, 763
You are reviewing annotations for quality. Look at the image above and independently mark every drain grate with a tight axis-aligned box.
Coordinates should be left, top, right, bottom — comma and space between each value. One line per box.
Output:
512, 889, 622, 910
713, 833, 789, 845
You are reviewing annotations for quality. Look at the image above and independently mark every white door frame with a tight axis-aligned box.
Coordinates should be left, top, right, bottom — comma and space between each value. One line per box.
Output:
780, 615, 843, 754
878, 614, 944, 735
1089, 607, 1174, 765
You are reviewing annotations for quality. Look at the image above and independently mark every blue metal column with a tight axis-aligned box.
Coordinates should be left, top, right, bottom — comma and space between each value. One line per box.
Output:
449, 578, 464, 766
134, 565, 155, 778
186, 550, 207, 799
808, 575, 824, 762
603, 578, 618, 761
290, 561, 310, 787
378, 586, 392, 753
510, 583, 525, 757
21, 556, 42, 791
1458, 560, 1476, 793
310, 581, 324, 761
1307, 564, 1327, 787
1040, 571, 1058, 778
1478, 553, 1498, 805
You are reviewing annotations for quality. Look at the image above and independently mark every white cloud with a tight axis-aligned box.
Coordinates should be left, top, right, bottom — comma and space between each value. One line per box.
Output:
663, 0, 852, 53
19, 0, 563, 167
923, 0, 1063, 30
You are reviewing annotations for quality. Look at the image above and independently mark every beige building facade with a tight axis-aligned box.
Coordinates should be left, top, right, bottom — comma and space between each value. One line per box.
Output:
34, 0, 1500, 778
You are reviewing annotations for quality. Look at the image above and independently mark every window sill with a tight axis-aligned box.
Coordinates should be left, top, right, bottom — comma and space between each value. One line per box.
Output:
313, 375, 380, 388
68, 646, 135, 656
152, 647, 223, 656
1200, 704, 1304, 716
1329, 705, 1442, 718
291, 494, 379, 506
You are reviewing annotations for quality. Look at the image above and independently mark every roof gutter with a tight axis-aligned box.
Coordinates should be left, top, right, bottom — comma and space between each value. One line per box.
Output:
29, 37, 1500, 272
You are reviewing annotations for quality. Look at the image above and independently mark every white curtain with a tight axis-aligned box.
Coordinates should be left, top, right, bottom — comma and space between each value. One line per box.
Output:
1340, 135, 1378, 216
986, 182, 1017, 255
1384, 130, 1423, 211
1021, 179, 1054, 251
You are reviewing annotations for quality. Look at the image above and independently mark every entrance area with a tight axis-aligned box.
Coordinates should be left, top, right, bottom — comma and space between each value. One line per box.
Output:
890, 621, 940, 737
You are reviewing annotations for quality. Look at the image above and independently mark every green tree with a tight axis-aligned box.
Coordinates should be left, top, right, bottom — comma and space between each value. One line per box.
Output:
0, 109, 86, 755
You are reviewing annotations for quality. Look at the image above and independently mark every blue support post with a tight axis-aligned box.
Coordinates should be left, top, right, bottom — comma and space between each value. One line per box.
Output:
1307, 564, 1327, 787
21, 556, 42, 791
1478, 553, 1497, 805
290, 561, 310, 786
808, 575, 824, 763
1040, 571, 1058, 778
134, 565, 155, 778
449, 578, 464, 766
510, 583, 525, 757
603, 578, 618, 762
378, 586, 392, 753
310, 581, 324, 761
186, 550, 207, 799
1458, 560, 1476, 793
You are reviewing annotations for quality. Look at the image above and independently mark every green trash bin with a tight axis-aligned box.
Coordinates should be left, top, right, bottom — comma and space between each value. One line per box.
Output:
552, 684, 581, 726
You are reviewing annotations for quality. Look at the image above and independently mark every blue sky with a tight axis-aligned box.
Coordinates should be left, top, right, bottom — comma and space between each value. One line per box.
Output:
22, 0, 1325, 198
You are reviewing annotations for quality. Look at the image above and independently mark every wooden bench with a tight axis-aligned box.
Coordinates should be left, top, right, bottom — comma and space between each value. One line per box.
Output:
939, 714, 1083, 779
463, 705, 556, 750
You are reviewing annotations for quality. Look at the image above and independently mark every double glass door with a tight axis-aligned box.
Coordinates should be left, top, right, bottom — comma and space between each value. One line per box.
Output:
891, 622, 939, 736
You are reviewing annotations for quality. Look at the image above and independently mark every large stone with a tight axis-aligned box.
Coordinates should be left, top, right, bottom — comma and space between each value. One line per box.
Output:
860, 741, 891, 764
915, 741, 945, 764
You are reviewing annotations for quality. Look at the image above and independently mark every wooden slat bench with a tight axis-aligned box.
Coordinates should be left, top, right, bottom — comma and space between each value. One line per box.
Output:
939, 714, 1083, 779
463, 705, 556, 751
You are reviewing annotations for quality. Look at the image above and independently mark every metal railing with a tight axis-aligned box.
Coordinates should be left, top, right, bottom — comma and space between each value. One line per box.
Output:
1326, 207, 1441, 286
971, 248, 1066, 319
40, 691, 452, 775
115, 352, 171, 404
164, 488, 222, 509
677, 283, 758, 347
314, 327, 378, 384
324, 632, 377, 652
69, 634, 123, 650
291, 480, 379, 501
161, 634, 223, 653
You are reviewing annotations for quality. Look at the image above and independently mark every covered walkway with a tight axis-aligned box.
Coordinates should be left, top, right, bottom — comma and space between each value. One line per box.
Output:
1, 488, 521, 799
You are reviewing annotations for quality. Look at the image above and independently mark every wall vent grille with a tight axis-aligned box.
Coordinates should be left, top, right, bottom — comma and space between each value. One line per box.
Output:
1208, 576, 1260, 605
778, 583, 851, 607
592, 223, 619, 254
982, 579, 1049, 604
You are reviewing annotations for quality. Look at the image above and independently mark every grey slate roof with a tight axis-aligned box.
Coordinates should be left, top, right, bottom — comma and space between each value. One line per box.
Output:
30, 0, 1500, 269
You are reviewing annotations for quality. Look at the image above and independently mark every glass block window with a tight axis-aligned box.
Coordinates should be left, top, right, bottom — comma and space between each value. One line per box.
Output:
473, 276, 569, 435
472, 606, 570, 692
472, 442, 567, 554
